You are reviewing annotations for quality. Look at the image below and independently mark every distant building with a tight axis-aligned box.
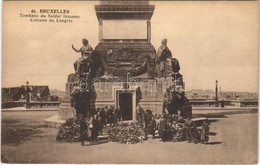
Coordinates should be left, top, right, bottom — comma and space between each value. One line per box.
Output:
221, 91, 258, 100
2, 86, 60, 108
186, 89, 214, 99
50, 89, 66, 101
20, 86, 51, 102
185, 89, 258, 107
2, 87, 26, 103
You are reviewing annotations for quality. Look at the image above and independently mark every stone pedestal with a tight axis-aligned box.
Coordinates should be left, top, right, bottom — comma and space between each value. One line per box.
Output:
52, 0, 188, 123
93, 79, 169, 118
58, 102, 75, 120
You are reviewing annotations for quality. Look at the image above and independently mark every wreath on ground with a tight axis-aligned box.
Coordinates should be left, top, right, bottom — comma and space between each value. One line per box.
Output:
108, 123, 146, 144
56, 118, 86, 143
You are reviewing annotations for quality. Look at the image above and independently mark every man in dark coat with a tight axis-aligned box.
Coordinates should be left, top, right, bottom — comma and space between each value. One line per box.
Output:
99, 108, 106, 130
143, 109, 156, 139
171, 83, 186, 116
104, 106, 108, 126
136, 104, 144, 123
70, 82, 91, 146
96, 108, 104, 135
163, 88, 173, 114
114, 105, 122, 124
107, 106, 114, 126
70, 83, 91, 117
90, 115, 99, 143
160, 113, 172, 142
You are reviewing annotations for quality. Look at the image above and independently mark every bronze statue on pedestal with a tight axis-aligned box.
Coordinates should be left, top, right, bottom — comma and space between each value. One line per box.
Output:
72, 38, 94, 77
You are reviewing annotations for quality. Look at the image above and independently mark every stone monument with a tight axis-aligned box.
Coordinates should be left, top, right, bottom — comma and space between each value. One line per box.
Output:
59, 0, 187, 122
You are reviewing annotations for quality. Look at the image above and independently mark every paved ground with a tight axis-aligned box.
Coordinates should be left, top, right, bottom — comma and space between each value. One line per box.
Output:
2, 107, 59, 112
1, 110, 258, 164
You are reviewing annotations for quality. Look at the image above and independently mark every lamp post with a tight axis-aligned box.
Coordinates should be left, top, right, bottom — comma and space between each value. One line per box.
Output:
215, 80, 218, 100
215, 80, 219, 107
26, 81, 30, 108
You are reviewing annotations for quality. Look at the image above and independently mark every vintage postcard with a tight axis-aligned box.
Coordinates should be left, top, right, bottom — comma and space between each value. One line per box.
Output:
1, 0, 258, 164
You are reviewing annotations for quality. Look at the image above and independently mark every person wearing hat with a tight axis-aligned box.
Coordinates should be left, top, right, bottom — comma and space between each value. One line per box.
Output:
72, 38, 94, 75
156, 38, 173, 77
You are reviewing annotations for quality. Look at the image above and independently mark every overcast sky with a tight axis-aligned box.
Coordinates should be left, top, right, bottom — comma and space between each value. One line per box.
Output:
2, 1, 259, 92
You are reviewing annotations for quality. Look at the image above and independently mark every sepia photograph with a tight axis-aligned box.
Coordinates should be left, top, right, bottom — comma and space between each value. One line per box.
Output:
1, 0, 259, 164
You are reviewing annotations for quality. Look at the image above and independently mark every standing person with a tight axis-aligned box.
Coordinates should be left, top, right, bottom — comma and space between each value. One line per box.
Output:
112, 107, 116, 125
99, 108, 106, 132
107, 106, 114, 126
144, 109, 154, 138
151, 116, 156, 139
136, 104, 144, 123
184, 118, 192, 143
114, 105, 122, 124
201, 121, 210, 144
104, 106, 109, 126
161, 113, 171, 142
163, 87, 173, 114
156, 39, 173, 77
189, 121, 200, 144
90, 115, 99, 143
70, 81, 91, 146
175, 84, 185, 117
171, 83, 185, 116
111, 106, 116, 125
141, 106, 146, 124
70, 83, 79, 117
96, 108, 103, 135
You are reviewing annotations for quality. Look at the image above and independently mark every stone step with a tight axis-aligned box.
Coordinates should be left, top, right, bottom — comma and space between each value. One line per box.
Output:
98, 134, 109, 140
44, 114, 65, 128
